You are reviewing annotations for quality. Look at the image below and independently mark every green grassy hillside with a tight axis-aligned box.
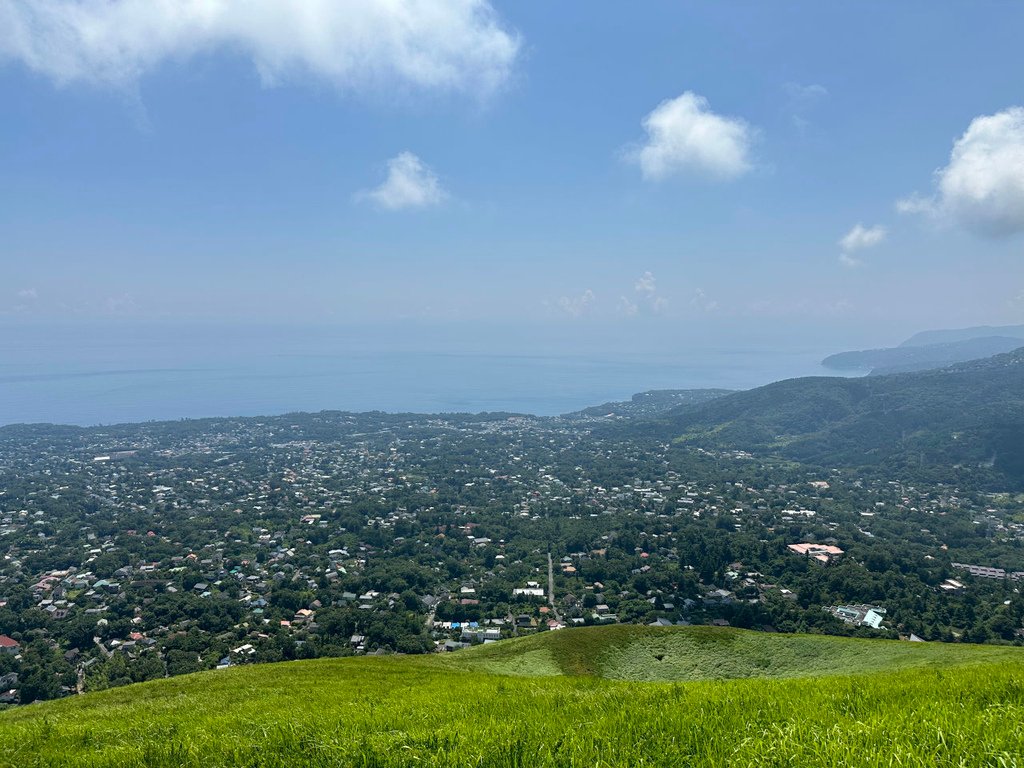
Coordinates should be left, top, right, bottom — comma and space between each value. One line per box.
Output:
451, 625, 1024, 680
2, 626, 1023, 767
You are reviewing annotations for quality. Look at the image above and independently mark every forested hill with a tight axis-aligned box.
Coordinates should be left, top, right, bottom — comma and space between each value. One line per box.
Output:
634, 348, 1024, 486
822, 335, 1024, 375
564, 388, 732, 419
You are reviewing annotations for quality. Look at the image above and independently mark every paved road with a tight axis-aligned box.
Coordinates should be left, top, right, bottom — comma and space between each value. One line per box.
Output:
547, 551, 560, 621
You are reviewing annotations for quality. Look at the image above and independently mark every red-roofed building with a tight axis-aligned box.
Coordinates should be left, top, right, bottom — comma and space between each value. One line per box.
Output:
0, 635, 20, 654
787, 543, 844, 564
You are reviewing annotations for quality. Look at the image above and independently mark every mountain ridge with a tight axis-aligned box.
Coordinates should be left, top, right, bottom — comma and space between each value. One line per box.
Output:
637, 348, 1024, 486
822, 336, 1024, 375
901, 324, 1024, 348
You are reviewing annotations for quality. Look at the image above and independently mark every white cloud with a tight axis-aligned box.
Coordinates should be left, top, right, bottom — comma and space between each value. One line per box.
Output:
16, 288, 38, 300
630, 92, 754, 181
837, 223, 886, 268
625, 271, 669, 315
898, 107, 1024, 236
558, 289, 595, 318
839, 223, 886, 252
895, 195, 933, 216
359, 152, 447, 211
0, 0, 519, 97
634, 271, 657, 295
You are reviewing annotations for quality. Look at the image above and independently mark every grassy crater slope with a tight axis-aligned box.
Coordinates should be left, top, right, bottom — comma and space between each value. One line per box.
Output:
2, 626, 1024, 768
449, 624, 1024, 680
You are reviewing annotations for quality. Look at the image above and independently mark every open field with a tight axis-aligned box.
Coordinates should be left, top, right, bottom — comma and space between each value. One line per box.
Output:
2, 626, 1023, 767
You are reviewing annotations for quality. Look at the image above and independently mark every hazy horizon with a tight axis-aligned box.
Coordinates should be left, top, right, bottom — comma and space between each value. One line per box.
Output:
2, 1, 1024, 423
0, 318, 865, 427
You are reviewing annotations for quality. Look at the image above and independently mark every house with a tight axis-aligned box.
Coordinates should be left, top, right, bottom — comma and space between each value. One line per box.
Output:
703, 588, 734, 605
952, 563, 1005, 579
939, 578, 965, 593
0, 635, 19, 655
461, 626, 502, 643
826, 604, 886, 629
788, 543, 844, 564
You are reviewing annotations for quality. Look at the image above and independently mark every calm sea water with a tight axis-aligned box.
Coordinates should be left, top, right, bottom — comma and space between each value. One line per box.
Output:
0, 323, 843, 426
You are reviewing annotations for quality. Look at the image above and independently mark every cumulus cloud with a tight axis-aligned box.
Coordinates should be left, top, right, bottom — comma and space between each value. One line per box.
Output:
837, 223, 886, 268
629, 92, 754, 181
0, 0, 519, 97
558, 289, 595, 318
16, 288, 38, 300
634, 271, 657, 296
623, 271, 669, 315
839, 223, 886, 252
359, 152, 447, 211
898, 107, 1024, 236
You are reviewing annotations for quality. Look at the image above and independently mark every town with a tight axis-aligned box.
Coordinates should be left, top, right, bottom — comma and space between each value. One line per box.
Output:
1, 407, 1023, 704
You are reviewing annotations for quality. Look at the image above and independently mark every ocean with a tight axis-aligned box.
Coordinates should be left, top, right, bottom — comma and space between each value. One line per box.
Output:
0, 323, 843, 427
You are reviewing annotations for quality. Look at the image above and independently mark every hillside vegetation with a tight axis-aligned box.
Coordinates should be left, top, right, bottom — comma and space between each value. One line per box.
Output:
641, 349, 1024, 486
2, 626, 1023, 767
822, 335, 1024, 374
566, 388, 732, 419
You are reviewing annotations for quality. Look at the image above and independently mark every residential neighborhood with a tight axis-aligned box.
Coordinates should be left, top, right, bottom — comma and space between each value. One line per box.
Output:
1, 409, 1023, 704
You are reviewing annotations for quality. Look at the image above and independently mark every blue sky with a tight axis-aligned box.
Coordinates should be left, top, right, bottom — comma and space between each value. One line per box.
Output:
2, 1, 1023, 349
